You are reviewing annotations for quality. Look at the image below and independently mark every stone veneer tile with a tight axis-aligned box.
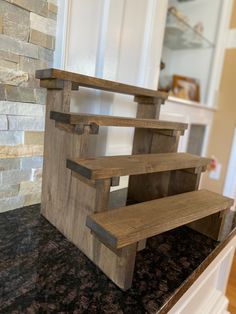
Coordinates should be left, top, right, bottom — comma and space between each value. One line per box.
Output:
0, 59, 17, 69
48, 0, 57, 5
3, 17, 29, 41
0, 157, 21, 171
8, 115, 45, 131
0, 68, 28, 86
0, 115, 8, 130
30, 12, 56, 36
0, 49, 20, 63
0, 34, 38, 59
20, 156, 43, 169
0, 0, 57, 212
34, 89, 46, 105
0, 144, 43, 158
0, 101, 45, 116
0, 0, 29, 25
0, 194, 24, 212
24, 192, 41, 206
0, 85, 36, 102
31, 168, 42, 181
0, 183, 19, 199
1, 168, 32, 185
0, 130, 23, 145
19, 179, 42, 195
0, 156, 42, 171
19, 56, 47, 76
24, 131, 44, 145
0, 15, 3, 33
8, 0, 49, 17
29, 29, 55, 50
0, 192, 40, 212
38, 46, 54, 64
48, 2, 57, 14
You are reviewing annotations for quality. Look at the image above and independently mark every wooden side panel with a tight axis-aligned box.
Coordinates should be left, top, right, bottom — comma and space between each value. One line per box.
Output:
168, 168, 202, 196
42, 89, 136, 290
128, 132, 181, 203
188, 209, 233, 241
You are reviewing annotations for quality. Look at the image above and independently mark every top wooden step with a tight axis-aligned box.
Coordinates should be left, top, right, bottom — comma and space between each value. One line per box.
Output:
67, 152, 211, 180
50, 111, 188, 133
36, 68, 168, 100
86, 189, 234, 249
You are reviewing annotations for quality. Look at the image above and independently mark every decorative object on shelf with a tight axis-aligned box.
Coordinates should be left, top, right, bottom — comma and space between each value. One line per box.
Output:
164, 9, 213, 50
208, 156, 218, 172
194, 22, 204, 35
160, 60, 165, 71
170, 75, 200, 102
167, 6, 189, 32
159, 77, 172, 92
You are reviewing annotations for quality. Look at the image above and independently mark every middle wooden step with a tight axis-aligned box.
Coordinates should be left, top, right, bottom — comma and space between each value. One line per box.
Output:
67, 152, 211, 180
50, 111, 188, 133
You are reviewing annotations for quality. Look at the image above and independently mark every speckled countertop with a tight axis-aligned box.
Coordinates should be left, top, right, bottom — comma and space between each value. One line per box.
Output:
0, 204, 235, 314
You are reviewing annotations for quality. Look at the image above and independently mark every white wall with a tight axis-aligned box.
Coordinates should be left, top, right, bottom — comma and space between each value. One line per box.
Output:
55, 0, 168, 158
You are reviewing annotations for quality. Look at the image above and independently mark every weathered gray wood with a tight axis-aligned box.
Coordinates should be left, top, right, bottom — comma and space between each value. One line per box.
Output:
86, 190, 234, 249
50, 110, 188, 132
36, 68, 168, 99
67, 153, 211, 180
41, 86, 137, 291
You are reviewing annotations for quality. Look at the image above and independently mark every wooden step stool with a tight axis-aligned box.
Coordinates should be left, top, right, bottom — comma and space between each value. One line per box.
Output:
36, 68, 234, 290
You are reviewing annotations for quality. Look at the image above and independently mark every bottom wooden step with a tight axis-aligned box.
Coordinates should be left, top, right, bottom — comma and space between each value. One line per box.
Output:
86, 190, 233, 249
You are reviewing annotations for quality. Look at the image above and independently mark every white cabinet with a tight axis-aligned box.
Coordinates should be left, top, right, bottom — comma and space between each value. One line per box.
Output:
160, 0, 233, 107
168, 236, 236, 314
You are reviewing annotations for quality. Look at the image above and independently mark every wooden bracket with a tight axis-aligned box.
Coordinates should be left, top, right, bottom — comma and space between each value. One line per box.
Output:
110, 177, 120, 187
40, 78, 79, 91
55, 121, 99, 135
134, 96, 164, 119
153, 129, 178, 137
134, 95, 166, 105
181, 166, 205, 175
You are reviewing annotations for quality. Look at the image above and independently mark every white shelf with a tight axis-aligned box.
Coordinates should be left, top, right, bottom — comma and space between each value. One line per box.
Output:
164, 11, 214, 50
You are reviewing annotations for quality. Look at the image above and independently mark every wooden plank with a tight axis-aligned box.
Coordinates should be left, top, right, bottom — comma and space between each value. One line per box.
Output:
36, 68, 168, 99
67, 153, 211, 180
50, 111, 188, 132
41, 88, 137, 290
86, 190, 234, 249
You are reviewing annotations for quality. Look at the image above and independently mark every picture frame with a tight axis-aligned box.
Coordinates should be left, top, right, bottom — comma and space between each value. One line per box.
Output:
171, 75, 200, 102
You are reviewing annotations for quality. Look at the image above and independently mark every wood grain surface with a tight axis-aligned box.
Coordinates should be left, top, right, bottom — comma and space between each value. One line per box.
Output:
86, 190, 234, 249
36, 68, 168, 99
50, 111, 187, 132
67, 153, 211, 180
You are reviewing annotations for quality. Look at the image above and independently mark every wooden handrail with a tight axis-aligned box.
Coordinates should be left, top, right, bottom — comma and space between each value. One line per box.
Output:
36, 68, 168, 100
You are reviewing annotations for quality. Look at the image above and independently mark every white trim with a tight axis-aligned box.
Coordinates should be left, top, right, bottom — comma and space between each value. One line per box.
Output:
95, 0, 110, 78
53, 0, 71, 69
63, 0, 72, 70
168, 239, 236, 313
168, 96, 217, 112
138, 0, 157, 86
223, 128, 236, 210
207, 0, 234, 107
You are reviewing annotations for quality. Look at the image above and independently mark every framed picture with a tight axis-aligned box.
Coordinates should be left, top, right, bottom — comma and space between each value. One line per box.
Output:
171, 75, 200, 102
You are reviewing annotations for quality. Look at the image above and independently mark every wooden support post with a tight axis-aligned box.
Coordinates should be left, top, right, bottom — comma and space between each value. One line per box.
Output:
129, 95, 180, 204
188, 208, 233, 241
41, 84, 136, 290
129, 95, 180, 250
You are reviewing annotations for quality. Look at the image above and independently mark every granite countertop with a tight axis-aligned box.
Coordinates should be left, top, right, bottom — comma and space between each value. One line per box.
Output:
0, 204, 235, 314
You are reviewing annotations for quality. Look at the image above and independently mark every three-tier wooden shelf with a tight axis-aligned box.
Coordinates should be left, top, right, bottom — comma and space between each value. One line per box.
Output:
36, 68, 233, 290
